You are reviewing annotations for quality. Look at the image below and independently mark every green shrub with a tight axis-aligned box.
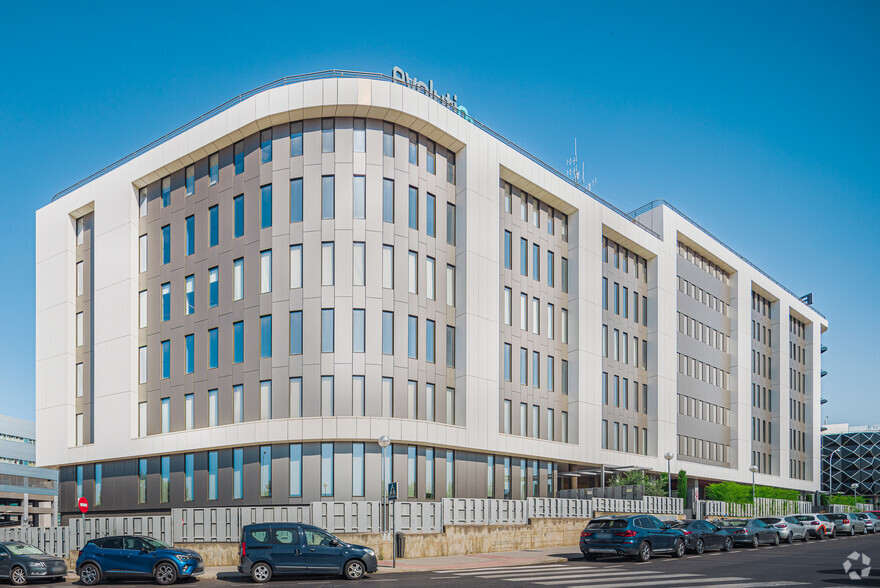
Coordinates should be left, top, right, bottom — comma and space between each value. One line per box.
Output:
609, 470, 667, 497
677, 470, 688, 500
704, 481, 800, 503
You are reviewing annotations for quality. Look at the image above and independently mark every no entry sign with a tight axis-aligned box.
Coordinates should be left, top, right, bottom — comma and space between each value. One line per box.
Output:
78, 497, 89, 514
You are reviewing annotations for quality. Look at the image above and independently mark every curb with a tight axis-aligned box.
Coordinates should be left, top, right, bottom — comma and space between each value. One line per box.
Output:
375, 555, 571, 573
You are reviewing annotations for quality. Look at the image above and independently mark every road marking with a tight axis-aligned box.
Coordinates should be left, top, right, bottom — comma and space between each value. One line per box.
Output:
434, 564, 571, 574
561, 576, 751, 588
536, 572, 702, 585
687, 583, 808, 588
477, 570, 676, 582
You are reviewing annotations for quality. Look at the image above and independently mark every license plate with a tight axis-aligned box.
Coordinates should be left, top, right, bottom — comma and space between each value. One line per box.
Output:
595, 533, 611, 540
589, 548, 617, 554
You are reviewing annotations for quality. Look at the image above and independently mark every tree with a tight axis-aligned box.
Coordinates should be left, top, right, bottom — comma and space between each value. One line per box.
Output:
677, 470, 688, 500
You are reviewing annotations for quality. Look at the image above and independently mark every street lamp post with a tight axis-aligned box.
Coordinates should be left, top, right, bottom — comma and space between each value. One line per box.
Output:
851, 482, 860, 508
378, 435, 391, 536
749, 465, 759, 503
664, 452, 674, 498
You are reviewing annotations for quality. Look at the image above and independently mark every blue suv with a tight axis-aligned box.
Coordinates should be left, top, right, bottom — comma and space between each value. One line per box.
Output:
580, 515, 686, 562
76, 535, 203, 585
239, 523, 378, 582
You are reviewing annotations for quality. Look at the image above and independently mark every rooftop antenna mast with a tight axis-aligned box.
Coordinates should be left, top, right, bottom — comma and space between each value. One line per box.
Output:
566, 138, 597, 191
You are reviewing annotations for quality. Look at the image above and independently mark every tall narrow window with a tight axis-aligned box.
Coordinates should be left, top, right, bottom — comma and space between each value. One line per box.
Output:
446, 326, 455, 368
547, 251, 555, 287
76, 261, 84, 296
162, 176, 171, 207
504, 231, 512, 269
320, 443, 334, 497
76, 414, 83, 446
561, 309, 568, 343
382, 311, 394, 355
383, 179, 394, 223
260, 314, 272, 358
408, 251, 418, 294
233, 321, 244, 363
208, 328, 218, 369
352, 443, 365, 497
260, 250, 272, 293
321, 309, 334, 353
185, 334, 194, 374
138, 347, 147, 385
184, 454, 193, 501
353, 118, 366, 153
322, 175, 335, 220
504, 287, 512, 325
233, 385, 243, 423
408, 446, 417, 498
260, 129, 272, 163
139, 234, 148, 273
185, 164, 195, 196
547, 303, 554, 339
233, 448, 244, 499
532, 297, 540, 334
95, 464, 103, 505
532, 243, 539, 280
321, 377, 334, 416
76, 312, 84, 346
520, 238, 528, 276
76, 363, 83, 397
427, 140, 436, 174
427, 193, 436, 237
322, 118, 334, 153
290, 178, 303, 223
408, 186, 418, 230
427, 256, 436, 299
426, 384, 435, 422
290, 121, 303, 157
446, 265, 455, 307
138, 459, 147, 503
520, 347, 528, 385
291, 309, 303, 353
161, 340, 171, 379
289, 245, 303, 289
209, 267, 218, 308
209, 153, 219, 185
409, 131, 418, 164
260, 380, 272, 420
426, 320, 435, 363
259, 446, 271, 497
234, 195, 244, 237
383, 245, 394, 288
503, 400, 511, 434
161, 397, 170, 433
382, 378, 393, 417
260, 184, 272, 229
161, 225, 171, 264
407, 381, 417, 419
446, 450, 454, 497
353, 175, 366, 219
446, 388, 455, 425
446, 203, 456, 246
503, 343, 511, 381
208, 389, 218, 427
209, 205, 219, 247
408, 315, 418, 359
426, 448, 435, 499
352, 376, 365, 417
233, 258, 244, 301
353, 309, 365, 353
185, 275, 195, 315
383, 122, 394, 157
532, 351, 540, 388
139, 290, 147, 328
547, 356, 554, 391
561, 257, 569, 293
447, 151, 456, 184
289, 378, 302, 418
185, 394, 194, 430
139, 188, 148, 217
561, 360, 568, 395
161, 282, 170, 322
234, 141, 244, 174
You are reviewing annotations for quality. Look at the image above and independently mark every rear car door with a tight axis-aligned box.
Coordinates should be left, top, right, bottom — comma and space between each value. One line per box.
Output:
98, 537, 126, 574
245, 526, 274, 565
271, 525, 307, 572
642, 516, 670, 550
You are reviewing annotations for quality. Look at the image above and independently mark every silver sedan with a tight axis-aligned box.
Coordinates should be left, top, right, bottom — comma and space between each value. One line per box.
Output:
759, 517, 808, 543
825, 513, 867, 535
852, 513, 876, 534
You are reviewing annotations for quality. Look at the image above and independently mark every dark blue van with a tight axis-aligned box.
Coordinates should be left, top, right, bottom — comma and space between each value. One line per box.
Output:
239, 523, 378, 582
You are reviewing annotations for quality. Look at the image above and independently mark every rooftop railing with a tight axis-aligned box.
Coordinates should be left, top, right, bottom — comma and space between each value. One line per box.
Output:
49, 70, 659, 237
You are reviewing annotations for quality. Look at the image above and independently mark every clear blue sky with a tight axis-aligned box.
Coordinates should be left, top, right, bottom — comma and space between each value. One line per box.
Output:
2, 1, 877, 425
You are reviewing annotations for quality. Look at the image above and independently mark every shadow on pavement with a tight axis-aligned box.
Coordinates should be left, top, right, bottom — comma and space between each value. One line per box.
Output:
814, 567, 880, 586
216, 571, 358, 583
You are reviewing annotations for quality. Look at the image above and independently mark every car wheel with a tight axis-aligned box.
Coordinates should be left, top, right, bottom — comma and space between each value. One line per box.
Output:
694, 538, 704, 555
751, 535, 759, 548
9, 565, 27, 586
832, 528, 837, 538
80, 563, 101, 586
786, 532, 794, 544
343, 559, 366, 581
251, 562, 272, 584
723, 537, 733, 552
672, 539, 685, 558
802, 531, 809, 542
850, 527, 856, 536
863, 526, 869, 535
772, 533, 780, 546
154, 562, 178, 586
635, 541, 651, 562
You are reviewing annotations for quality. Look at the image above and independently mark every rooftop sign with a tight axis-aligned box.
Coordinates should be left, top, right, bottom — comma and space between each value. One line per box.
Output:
392, 66, 469, 119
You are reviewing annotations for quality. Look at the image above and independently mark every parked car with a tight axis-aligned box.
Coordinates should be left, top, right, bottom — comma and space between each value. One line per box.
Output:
782, 516, 812, 542
758, 517, 808, 543
76, 535, 203, 585
239, 522, 378, 582
580, 515, 686, 562
787, 514, 833, 539
669, 520, 733, 553
859, 512, 880, 533
714, 518, 780, 547
816, 515, 839, 537
0, 542, 67, 585
824, 513, 866, 536
852, 513, 876, 534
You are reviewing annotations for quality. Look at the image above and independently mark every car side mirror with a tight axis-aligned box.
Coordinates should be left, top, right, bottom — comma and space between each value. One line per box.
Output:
661, 524, 669, 530
141, 547, 151, 553
329, 539, 339, 547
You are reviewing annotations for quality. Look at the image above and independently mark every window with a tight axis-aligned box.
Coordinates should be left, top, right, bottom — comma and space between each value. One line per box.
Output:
425, 448, 435, 499
290, 121, 303, 157
503, 400, 511, 434
520, 238, 528, 275
602, 324, 608, 357
532, 297, 540, 334
352, 442, 365, 497
209, 153, 219, 184
260, 380, 272, 420
532, 243, 540, 280
322, 118, 334, 153
532, 351, 540, 388
520, 403, 528, 436
183, 275, 195, 315
185, 164, 195, 196
352, 376, 364, 417
233, 321, 244, 363
322, 242, 335, 286
532, 405, 540, 438
161, 282, 170, 322
382, 378, 393, 417
139, 290, 147, 328
208, 328, 218, 369
426, 320, 435, 363
446, 264, 456, 307
427, 193, 436, 237
409, 131, 418, 164
232, 257, 244, 301
352, 175, 366, 219
138, 459, 147, 503
321, 309, 334, 353
321, 175, 334, 220
614, 375, 620, 406
547, 408, 554, 441
208, 267, 218, 308
75, 261, 84, 296
260, 314, 272, 358
75, 414, 83, 446
547, 251, 554, 286
161, 224, 171, 264
623, 286, 629, 318
208, 205, 218, 247
261, 184, 272, 228
233, 385, 243, 423
447, 203, 456, 246
504, 287, 512, 325
161, 340, 171, 379
503, 231, 512, 269
383, 178, 394, 223
231, 448, 244, 499
352, 309, 365, 353
76, 363, 83, 397
426, 384, 435, 421
138, 347, 147, 384
503, 343, 512, 381
562, 412, 568, 443
446, 451, 455, 497
234, 195, 244, 237
447, 151, 456, 184
185, 215, 195, 256
547, 304, 555, 340
382, 311, 394, 355
562, 360, 568, 395
95, 463, 103, 505
408, 315, 418, 359
520, 348, 528, 385
408, 251, 418, 294
290, 178, 303, 223
446, 326, 455, 367
427, 256, 436, 300
138, 188, 148, 217
446, 387, 455, 425
161, 397, 170, 433
427, 140, 436, 174
208, 389, 218, 427
383, 245, 394, 288
520, 293, 528, 330
561, 257, 568, 293
234, 141, 244, 174
383, 122, 394, 156
139, 235, 147, 273
185, 393, 194, 430
408, 186, 418, 229
162, 176, 171, 207
76, 312, 83, 346
547, 356, 554, 391
282, 245, 301, 290
260, 446, 271, 497
353, 118, 366, 153
521, 194, 528, 221
185, 334, 194, 373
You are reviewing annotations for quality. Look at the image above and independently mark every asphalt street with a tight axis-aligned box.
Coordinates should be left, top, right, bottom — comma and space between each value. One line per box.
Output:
55, 532, 880, 587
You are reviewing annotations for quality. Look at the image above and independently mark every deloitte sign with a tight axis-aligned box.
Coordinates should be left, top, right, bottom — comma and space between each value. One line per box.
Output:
392, 67, 470, 120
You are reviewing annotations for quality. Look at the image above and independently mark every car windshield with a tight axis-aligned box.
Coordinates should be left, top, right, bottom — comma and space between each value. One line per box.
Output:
716, 519, 747, 528
7, 544, 47, 556
586, 519, 628, 530
141, 537, 171, 550
817, 515, 830, 521
793, 515, 814, 522
758, 518, 780, 524
669, 521, 688, 529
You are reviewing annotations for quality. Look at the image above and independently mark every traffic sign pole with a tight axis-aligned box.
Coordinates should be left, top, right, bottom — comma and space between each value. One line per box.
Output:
78, 497, 89, 540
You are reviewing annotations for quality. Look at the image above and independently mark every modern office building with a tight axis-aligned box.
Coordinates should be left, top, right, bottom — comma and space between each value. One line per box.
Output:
0, 416, 58, 526
821, 423, 880, 505
36, 70, 827, 517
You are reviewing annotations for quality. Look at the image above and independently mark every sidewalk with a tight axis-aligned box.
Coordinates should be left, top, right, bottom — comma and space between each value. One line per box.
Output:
192, 545, 581, 579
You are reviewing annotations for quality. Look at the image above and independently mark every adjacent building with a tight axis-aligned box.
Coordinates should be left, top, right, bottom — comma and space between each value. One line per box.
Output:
821, 423, 880, 505
0, 416, 58, 526
35, 70, 828, 517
